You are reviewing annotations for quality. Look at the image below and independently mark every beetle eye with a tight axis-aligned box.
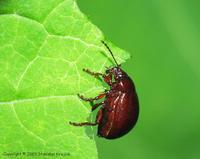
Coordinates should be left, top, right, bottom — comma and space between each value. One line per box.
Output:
106, 69, 109, 74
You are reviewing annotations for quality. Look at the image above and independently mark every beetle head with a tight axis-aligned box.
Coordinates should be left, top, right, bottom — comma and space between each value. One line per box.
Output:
106, 66, 127, 81
102, 40, 127, 81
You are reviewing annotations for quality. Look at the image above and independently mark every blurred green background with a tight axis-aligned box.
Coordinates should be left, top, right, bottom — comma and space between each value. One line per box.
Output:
78, 0, 200, 159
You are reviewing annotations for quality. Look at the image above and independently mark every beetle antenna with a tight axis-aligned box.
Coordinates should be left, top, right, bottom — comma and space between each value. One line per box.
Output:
101, 40, 119, 66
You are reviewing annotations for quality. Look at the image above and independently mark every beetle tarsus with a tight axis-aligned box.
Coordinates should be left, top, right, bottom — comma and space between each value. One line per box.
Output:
69, 121, 97, 126
83, 68, 103, 77
78, 93, 106, 102
77, 93, 84, 100
77, 94, 93, 102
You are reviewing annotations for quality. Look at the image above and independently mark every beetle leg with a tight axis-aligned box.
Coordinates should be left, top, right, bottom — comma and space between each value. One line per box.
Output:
103, 74, 113, 86
69, 108, 103, 127
83, 68, 104, 77
92, 102, 104, 111
78, 92, 106, 102
83, 68, 114, 86
69, 121, 97, 126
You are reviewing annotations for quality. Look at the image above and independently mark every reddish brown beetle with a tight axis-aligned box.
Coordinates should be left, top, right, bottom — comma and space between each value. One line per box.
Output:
69, 41, 139, 139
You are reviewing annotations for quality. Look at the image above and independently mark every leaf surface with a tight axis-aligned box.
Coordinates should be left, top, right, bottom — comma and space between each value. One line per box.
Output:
0, 0, 130, 158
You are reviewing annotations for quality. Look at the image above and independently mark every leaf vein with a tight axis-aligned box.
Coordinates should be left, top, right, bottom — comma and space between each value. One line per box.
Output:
42, 0, 66, 23
16, 56, 39, 89
10, 104, 46, 144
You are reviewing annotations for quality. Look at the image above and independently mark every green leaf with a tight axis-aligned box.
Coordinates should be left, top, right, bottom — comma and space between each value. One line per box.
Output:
0, 0, 130, 158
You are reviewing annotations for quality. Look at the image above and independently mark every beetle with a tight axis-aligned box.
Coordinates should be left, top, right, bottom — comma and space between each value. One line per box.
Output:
69, 41, 139, 139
